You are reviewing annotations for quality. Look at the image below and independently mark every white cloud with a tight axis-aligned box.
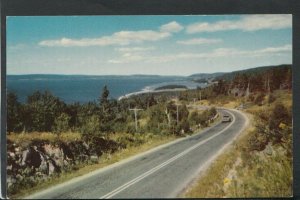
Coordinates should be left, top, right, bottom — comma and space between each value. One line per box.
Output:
186, 14, 292, 33
39, 21, 184, 47
160, 21, 184, 33
109, 44, 291, 64
109, 47, 154, 63
39, 30, 171, 47
108, 52, 145, 64
254, 44, 292, 54
177, 38, 222, 45
116, 47, 155, 52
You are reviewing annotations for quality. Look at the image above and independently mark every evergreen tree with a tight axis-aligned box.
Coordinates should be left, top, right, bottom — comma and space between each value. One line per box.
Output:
99, 85, 114, 132
54, 112, 71, 134
7, 92, 23, 132
99, 85, 110, 113
26, 91, 65, 131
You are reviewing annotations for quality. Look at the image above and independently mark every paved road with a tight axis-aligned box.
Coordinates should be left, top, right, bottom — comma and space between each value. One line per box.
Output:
25, 109, 248, 199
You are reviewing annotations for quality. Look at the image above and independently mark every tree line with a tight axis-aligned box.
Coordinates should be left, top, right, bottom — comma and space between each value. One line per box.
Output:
7, 86, 217, 137
175, 65, 292, 102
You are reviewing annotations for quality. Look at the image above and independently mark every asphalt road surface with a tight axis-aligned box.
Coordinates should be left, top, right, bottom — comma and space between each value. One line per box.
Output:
25, 108, 248, 199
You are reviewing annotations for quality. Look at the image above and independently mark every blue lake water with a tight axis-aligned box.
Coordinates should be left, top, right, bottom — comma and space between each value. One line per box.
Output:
7, 75, 204, 104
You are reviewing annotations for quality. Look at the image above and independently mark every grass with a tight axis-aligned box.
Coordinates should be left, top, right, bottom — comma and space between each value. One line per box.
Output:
181, 115, 254, 198
226, 147, 292, 197
7, 131, 81, 144
182, 89, 292, 198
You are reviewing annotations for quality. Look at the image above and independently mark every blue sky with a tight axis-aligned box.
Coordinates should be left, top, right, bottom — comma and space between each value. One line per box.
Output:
7, 15, 292, 76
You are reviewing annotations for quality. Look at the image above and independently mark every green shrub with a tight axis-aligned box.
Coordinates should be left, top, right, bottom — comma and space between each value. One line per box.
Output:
254, 93, 265, 106
269, 103, 290, 130
80, 115, 103, 142
267, 94, 276, 104
53, 113, 70, 134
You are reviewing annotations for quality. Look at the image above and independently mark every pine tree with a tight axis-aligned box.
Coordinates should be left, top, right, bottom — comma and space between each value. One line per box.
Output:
99, 85, 110, 113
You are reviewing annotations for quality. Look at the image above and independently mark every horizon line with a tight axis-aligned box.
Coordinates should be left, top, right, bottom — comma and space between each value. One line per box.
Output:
6, 63, 291, 77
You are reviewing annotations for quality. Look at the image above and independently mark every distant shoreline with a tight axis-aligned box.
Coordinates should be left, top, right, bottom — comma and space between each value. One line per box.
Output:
118, 82, 210, 101
118, 88, 188, 100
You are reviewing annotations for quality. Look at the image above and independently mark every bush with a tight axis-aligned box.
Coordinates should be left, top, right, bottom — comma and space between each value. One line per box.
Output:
208, 107, 217, 117
116, 133, 145, 148
189, 111, 200, 126
80, 115, 103, 142
269, 103, 290, 130
249, 102, 291, 151
248, 93, 255, 102
268, 103, 291, 144
176, 120, 190, 135
254, 93, 265, 106
267, 94, 276, 104
53, 113, 70, 134
248, 131, 269, 151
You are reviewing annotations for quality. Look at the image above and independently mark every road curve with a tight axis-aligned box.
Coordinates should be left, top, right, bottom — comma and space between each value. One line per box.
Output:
25, 109, 249, 199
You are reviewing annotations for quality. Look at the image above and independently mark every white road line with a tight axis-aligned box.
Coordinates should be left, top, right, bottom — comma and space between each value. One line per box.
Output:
100, 111, 236, 199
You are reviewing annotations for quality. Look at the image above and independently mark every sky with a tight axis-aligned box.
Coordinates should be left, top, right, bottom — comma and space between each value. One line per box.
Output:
6, 15, 292, 76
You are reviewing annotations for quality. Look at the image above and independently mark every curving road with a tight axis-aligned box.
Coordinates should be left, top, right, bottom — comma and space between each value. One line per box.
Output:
25, 108, 249, 199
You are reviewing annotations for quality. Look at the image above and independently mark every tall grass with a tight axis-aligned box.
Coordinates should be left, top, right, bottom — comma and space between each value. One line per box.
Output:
183, 89, 292, 198
7, 131, 81, 144
181, 124, 254, 198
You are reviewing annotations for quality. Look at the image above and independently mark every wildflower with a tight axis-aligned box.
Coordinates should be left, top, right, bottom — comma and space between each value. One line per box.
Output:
279, 122, 287, 129
223, 177, 231, 185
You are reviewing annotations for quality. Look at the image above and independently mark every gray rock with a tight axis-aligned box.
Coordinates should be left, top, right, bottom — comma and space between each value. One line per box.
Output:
90, 155, 98, 163
38, 154, 49, 174
16, 174, 24, 181
7, 176, 16, 188
48, 161, 56, 176
7, 165, 12, 171
21, 149, 29, 166
265, 143, 273, 155
21, 147, 42, 168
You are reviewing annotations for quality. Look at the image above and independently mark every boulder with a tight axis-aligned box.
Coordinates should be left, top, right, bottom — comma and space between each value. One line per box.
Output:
38, 153, 49, 174
21, 147, 42, 169
43, 144, 65, 168
48, 160, 56, 175
90, 155, 98, 163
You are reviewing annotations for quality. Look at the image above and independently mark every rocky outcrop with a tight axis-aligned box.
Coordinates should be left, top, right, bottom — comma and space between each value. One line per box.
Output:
7, 137, 122, 194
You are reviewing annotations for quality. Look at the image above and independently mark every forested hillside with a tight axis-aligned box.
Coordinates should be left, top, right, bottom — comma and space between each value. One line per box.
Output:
176, 64, 292, 102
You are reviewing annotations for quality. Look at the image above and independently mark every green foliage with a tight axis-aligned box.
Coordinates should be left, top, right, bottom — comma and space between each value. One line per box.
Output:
176, 119, 190, 134
80, 115, 103, 142
248, 102, 291, 152
98, 86, 116, 133
209, 107, 217, 116
189, 111, 199, 126
267, 94, 276, 104
7, 92, 23, 132
146, 103, 168, 134
77, 102, 99, 127
213, 79, 228, 95
236, 109, 292, 196
116, 133, 145, 148
269, 103, 290, 130
248, 130, 269, 151
254, 93, 265, 106
179, 91, 188, 101
25, 91, 66, 132
188, 107, 216, 129
53, 113, 71, 134
178, 104, 189, 122
99, 85, 110, 112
